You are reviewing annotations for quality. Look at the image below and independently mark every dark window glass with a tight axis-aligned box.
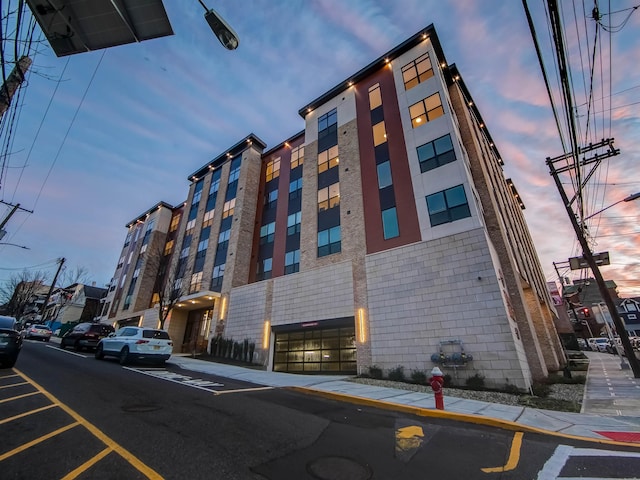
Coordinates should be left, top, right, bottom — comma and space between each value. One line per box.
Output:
418, 134, 456, 173
426, 185, 471, 226
377, 161, 392, 189
381, 207, 400, 239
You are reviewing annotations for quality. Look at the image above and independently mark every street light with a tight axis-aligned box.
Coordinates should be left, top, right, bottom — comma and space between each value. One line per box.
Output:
197, 1, 239, 50
583, 192, 640, 221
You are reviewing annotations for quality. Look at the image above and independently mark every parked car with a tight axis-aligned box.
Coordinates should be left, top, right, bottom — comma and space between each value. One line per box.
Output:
0, 315, 22, 368
95, 327, 173, 365
60, 323, 115, 351
587, 337, 609, 352
24, 324, 53, 341
576, 338, 588, 350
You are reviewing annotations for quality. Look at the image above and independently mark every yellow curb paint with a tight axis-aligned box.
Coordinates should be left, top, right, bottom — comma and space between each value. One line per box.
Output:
288, 386, 640, 448
482, 431, 523, 473
0, 390, 39, 404
0, 404, 58, 425
0, 381, 29, 389
14, 369, 164, 480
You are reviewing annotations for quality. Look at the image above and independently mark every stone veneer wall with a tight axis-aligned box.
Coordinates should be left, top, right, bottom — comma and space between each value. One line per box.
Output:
365, 228, 532, 389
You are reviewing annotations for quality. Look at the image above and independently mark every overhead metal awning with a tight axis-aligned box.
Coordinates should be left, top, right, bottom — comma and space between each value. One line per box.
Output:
26, 0, 174, 57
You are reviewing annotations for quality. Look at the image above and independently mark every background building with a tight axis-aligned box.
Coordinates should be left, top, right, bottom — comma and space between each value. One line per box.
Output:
100, 25, 564, 389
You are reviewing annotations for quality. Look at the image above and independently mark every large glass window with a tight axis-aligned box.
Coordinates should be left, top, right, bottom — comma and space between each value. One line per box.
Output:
228, 157, 241, 183
289, 178, 303, 200
287, 211, 301, 235
369, 84, 382, 110
211, 264, 224, 290
382, 207, 400, 239
318, 226, 341, 257
222, 198, 235, 219
318, 109, 337, 137
417, 134, 456, 172
291, 145, 304, 169
377, 161, 392, 189
265, 189, 278, 209
372, 121, 387, 146
260, 222, 276, 245
426, 185, 471, 226
256, 258, 272, 281
318, 183, 340, 212
284, 249, 300, 274
266, 157, 280, 182
318, 145, 339, 173
401, 53, 434, 90
191, 179, 204, 205
410, 93, 444, 128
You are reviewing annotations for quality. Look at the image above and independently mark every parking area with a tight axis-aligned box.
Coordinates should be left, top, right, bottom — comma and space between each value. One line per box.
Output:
0, 369, 163, 479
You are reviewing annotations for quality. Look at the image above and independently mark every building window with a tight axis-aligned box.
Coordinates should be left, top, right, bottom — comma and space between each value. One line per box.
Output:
401, 52, 434, 90
289, 178, 303, 200
284, 249, 300, 274
190, 272, 203, 294
318, 226, 341, 257
265, 189, 278, 209
410, 93, 444, 128
318, 109, 337, 138
291, 145, 304, 168
372, 121, 387, 146
203, 208, 215, 228
256, 258, 272, 281
417, 134, 456, 172
211, 264, 224, 289
318, 183, 340, 212
377, 161, 392, 189
381, 207, 400, 239
259, 222, 276, 245
218, 228, 231, 250
228, 157, 241, 183
318, 145, 339, 173
369, 84, 382, 110
266, 157, 280, 182
426, 185, 471, 226
185, 218, 196, 234
169, 214, 181, 232
192, 178, 204, 205
164, 240, 174, 256
222, 198, 235, 219
287, 211, 301, 235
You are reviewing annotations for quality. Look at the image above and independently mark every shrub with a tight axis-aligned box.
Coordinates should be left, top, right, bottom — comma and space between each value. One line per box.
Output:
502, 383, 522, 394
531, 382, 551, 398
465, 373, 486, 390
410, 369, 427, 384
388, 366, 405, 382
548, 373, 586, 384
369, 365, 383, 379
443, 374, 453, 388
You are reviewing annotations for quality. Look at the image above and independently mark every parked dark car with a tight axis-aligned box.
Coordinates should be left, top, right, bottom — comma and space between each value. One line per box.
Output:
0, 315, 23, 368
60, 323, 115, 351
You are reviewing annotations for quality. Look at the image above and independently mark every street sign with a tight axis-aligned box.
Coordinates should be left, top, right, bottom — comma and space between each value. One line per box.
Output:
569, 252, 610, 270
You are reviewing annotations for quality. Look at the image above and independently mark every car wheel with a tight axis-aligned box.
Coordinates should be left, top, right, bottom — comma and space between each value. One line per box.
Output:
95, 344, 105, 360
59, 340, 66, 349
119, 347, 130, 366
44, 338, 49, 342
2, 356, 17, 368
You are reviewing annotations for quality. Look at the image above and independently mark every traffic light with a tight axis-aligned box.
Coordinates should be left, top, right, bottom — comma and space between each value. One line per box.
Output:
582, 308, 591, 318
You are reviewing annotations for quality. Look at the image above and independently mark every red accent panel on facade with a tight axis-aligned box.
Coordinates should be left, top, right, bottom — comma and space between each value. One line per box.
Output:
355, 67, 421, 254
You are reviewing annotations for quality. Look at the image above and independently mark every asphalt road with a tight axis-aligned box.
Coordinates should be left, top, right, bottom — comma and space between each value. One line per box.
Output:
1, 340, 639, 480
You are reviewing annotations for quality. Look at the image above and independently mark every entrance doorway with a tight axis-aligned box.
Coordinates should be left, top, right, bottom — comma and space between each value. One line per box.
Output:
181, 307, 214, 354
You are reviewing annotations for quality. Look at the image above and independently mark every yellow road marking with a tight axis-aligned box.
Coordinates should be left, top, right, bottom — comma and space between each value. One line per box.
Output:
0, 422, 80, 461
61, 447, 112, 480
481, 431, 523, 473
0, 374, 19, 379
213, 386, 274, 395
0, 404, 58, 425
14, 369, 164, 480
0, 391, 39, 404
0, 381, 29, 390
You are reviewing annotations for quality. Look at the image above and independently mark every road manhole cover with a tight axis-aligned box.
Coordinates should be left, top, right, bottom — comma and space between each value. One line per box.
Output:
121, 404, 161, 413
306, 456, 371, 480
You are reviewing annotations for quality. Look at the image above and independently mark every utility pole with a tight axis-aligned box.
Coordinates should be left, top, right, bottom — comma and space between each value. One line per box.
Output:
547, 143, 640, 378
0, 201, 34, 241
0, 56, 32, 119
39, 257, 66, 322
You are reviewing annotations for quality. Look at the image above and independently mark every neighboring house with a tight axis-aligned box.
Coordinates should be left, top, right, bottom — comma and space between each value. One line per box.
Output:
43, 283, 107, 332
618, 298, 640, 336
562, 278, 620, 338
100, 25, 564, 390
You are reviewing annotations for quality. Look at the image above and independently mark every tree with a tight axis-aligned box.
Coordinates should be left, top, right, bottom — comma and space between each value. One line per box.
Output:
145, 245, 189, 329
59, 265, 91, 287
0, 270, 48, 320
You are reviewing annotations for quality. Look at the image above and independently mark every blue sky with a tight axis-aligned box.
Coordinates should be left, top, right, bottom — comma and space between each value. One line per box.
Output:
0, 1, 639, 297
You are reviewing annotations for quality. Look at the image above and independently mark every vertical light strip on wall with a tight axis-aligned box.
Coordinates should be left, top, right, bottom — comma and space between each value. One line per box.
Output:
357, 308, 367, 343
220, 296, 227, 320
263, 321, 271, 349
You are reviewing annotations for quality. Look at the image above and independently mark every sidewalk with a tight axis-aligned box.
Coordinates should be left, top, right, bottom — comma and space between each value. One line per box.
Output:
166, 352, 640, 446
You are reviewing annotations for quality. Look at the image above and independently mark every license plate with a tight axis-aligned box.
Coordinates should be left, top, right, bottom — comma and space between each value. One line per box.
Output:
153, 346, 160, 350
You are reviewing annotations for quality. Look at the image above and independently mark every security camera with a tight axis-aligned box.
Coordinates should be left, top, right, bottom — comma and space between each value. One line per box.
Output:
204, 8, 239, 50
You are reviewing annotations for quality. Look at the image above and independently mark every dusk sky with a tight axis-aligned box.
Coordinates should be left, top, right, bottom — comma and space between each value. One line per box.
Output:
0, 1, 638, 297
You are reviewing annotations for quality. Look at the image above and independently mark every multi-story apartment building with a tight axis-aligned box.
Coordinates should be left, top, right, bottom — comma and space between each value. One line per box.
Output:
99, 25, 563, 389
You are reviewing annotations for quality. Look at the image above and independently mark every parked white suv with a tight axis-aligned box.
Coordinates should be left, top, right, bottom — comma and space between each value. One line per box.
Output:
95, 327, 173, 365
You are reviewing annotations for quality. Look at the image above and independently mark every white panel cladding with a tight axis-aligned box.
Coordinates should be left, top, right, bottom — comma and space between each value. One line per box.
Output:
272, 261, 354, 326
365, 228, 531, 389
304, 88, 357, 144
391, 39, 484, 242
226, 282, 269, 344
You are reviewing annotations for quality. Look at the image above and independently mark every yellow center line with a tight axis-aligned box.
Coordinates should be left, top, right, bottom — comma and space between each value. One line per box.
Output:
0, 391, 40, 404
14, 369, 163, 480
0, 404, 58, 425
0, 381, 30, 390
0, 422, 80, 461
481, 431, 523, 473
61, 447, 113, 480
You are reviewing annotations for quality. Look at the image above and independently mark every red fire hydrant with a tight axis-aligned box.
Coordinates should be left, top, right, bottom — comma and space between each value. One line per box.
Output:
429, 366, 445, 410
